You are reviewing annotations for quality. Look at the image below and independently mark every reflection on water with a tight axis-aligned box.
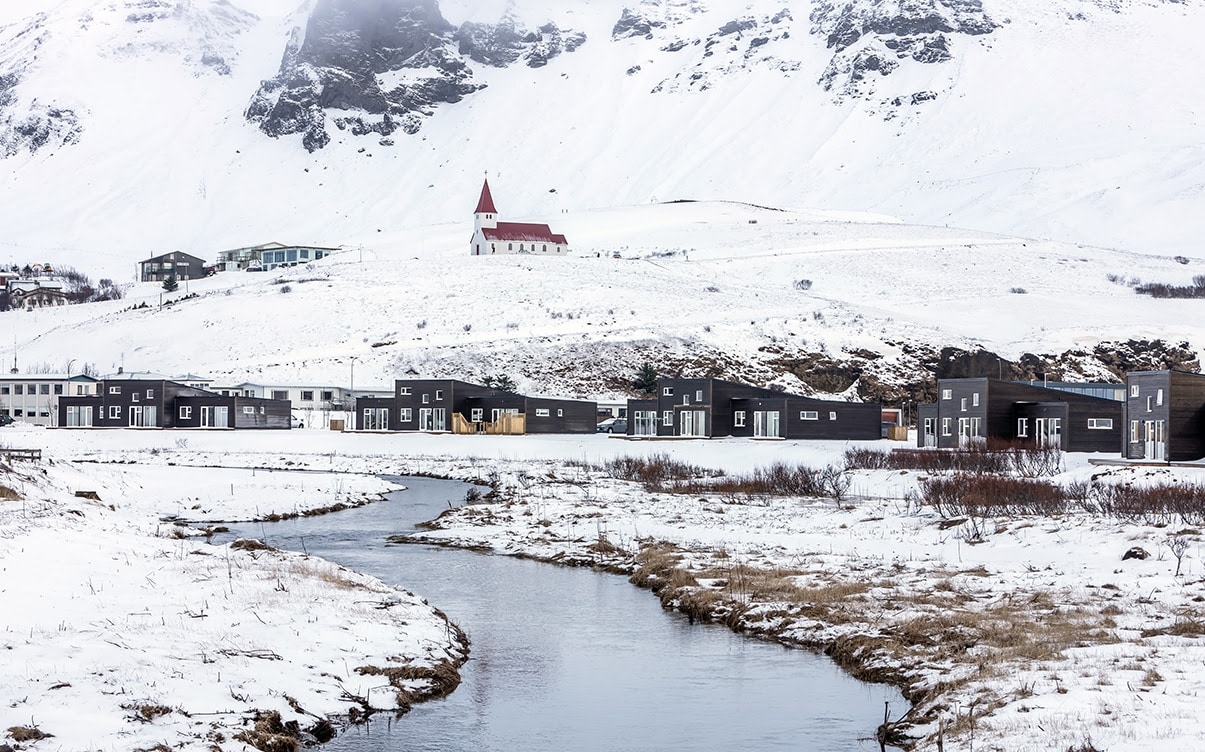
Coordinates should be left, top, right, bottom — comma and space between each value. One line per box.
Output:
226, 476, 904, 752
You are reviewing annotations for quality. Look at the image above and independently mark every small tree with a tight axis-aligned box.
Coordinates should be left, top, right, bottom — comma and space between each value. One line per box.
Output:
633, 362, 658, 395
483, 374, 517, 392
162, 276, 179, 292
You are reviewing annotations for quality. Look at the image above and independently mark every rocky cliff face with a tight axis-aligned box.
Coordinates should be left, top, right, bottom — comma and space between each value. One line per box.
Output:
246, 0, 585, 151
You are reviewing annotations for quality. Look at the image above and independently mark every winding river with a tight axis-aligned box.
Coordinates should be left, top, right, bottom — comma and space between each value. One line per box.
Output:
227, 476, 905, 751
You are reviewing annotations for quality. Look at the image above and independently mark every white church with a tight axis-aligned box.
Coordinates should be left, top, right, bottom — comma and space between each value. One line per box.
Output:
469, 179, 569, 256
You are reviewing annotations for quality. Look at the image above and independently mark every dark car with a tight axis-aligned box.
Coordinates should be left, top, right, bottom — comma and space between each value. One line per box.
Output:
0, 414, 14, 426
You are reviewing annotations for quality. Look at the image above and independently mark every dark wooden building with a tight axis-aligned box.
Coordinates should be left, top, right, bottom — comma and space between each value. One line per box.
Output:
355, 379, 597, 434
139, 251, 207, 282
58, 378, 290, 429
626, 378, 881, 440
916, 378, 1124, 453
1123, 370, 1205, 462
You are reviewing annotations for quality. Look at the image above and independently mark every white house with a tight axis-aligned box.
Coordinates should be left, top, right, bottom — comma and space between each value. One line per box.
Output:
469, 179, 569, 256
0, 373, 98, 425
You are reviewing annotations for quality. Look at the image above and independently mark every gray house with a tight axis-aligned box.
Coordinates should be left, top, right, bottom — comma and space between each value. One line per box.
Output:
356, 379, 597, 434
1123, 370, 1205, 462
916, 378, 1124, 452
626, 378, 881, 440
139, 252, 206, 282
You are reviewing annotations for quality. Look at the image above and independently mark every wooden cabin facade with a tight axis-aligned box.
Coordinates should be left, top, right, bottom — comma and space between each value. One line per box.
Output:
57, 379, 291, 429
626, 378, 880, 440
916, 378, 1124, 453
355, 379, 596, 434
1123, 371, 1205, 462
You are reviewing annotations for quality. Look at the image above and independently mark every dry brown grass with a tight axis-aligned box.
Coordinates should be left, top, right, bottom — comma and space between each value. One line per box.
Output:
7, 725, 53, 742
0, 484, 20, 501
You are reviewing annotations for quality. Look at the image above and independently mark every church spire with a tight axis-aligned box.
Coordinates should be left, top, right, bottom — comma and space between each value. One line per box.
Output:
474, 178, 498, 215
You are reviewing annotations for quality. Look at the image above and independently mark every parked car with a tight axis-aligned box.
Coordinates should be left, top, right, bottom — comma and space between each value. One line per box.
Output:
291, 414, 305, 429
597, 417, 627, 433
0, 414, 13, 426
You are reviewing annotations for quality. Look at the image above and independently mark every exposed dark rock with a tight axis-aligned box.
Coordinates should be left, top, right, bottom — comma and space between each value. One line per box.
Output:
717, 18, 757, 36
612, 8, 666, 40
248, 0, 582, 148
1122, 547, 1150, 561
1093, 339, 1200, 377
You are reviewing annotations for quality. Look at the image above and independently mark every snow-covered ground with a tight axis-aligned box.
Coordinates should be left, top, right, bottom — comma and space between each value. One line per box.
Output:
0, 427, 467, 751
6, 424, 1205, 751
1, 0, 1203, 271
6, 200, 1203, 402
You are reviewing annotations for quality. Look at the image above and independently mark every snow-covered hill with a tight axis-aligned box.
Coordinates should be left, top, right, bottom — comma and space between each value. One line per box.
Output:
9, 200, 1203, 402
0, 0, 1203, 277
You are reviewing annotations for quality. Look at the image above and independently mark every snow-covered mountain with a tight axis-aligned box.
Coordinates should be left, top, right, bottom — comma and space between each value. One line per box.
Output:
0, 0, 1202, 274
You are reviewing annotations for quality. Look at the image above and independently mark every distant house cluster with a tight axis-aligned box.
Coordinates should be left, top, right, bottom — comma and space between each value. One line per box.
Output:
1, 267, 70, 310
136, 242, 339, 282
356, 379, 596, 434
917, 371, 1205, 461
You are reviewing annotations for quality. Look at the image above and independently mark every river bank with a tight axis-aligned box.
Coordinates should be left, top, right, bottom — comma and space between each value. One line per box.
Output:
0, 449, 467, 751
6, 426, 1205, 751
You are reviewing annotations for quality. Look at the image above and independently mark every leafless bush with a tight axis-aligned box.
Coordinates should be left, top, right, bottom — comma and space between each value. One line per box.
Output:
1090, 482, 1205, 525
794, 279, 813, 290
844, 440, 1062, 477
920, 475, 1069, 517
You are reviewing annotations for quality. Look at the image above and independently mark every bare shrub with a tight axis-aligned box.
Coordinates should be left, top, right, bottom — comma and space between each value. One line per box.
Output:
794, 279, 813, 290
920, 475, 1069, 517
1092, 482, 1205, 525
844, 441, 1061, 477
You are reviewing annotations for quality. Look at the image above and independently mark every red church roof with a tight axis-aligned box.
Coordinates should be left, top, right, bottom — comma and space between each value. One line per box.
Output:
474, 179, 498, 214
482, 222, 568, 245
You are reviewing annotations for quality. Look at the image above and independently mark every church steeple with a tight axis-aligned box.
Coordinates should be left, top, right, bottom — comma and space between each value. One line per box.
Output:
474, 178, 498, 216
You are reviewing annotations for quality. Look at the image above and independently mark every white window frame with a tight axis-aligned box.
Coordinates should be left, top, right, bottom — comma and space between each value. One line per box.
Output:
941, 417, 951, 436
400, 408, 413, 422
1146, 396, 1152, 412
960, 398, 967, 412
829, 411, 837, 420
243, 406, 255, 415
662, 410, 673, 426
109, 405, 121, 419
1087, 418, 1114, 430
399, 386, 412, 395
682, 395, 690, 405
535, 408, 550, 417
435, 390, 444, 401
941, 389, 952, 400
662, 387, 673, 396
146, 389, 154, 398
1156, 389, 1164, 406
557, 408, 564, 417
734, 411, 746, 427
1130, 384, 1139, 397
109, 386, 121, 394
422, 394, 430, 404
972, 393, 980, 407
800, 410, 818, 421
1129, 420, 1139, 443
695, 390, 703, 402
179, 406, 192, 419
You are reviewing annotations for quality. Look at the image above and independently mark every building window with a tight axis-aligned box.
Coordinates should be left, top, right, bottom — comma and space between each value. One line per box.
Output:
535, 408, 550, 417
399, 387, 411, 395
1017, 418, 1028, 437
109, 386, 121, 394
400, 408, 413, 422
557, 408, 564, 417
662, 411, 672, 426
1087, 418, 1114, 430
682, 395, 690, 405
53, 384, 63, 395
471, 408, 483, 422
1130, 420, 1139, 443
972, 393, 979, 407
0, 386, 7, 394
40, 384, 50, 395
179, 406, 192, 419
960, 398, 967, 412
147, 389, 154, 398
734, 411, 746, 427
109, 406, 121, 419
662, 387, 673, 396
1130, 385, 1139, 397
131, 393, 139, 402
435, 390, 444, 401
1146, 396, 1152, 412
1156, 389, 1164, 406
801, 411, 818, 420
322, 391, 334, 401
941, 417, 951, 436
941, 389, 952, 400
272, 390, 288, 401
301, 390, 314, 401
695, 390, 703, 401
422, 394, 430, 404
77, 385, 87, 395
13, 385, 22, 395
829, 411, 837, 420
